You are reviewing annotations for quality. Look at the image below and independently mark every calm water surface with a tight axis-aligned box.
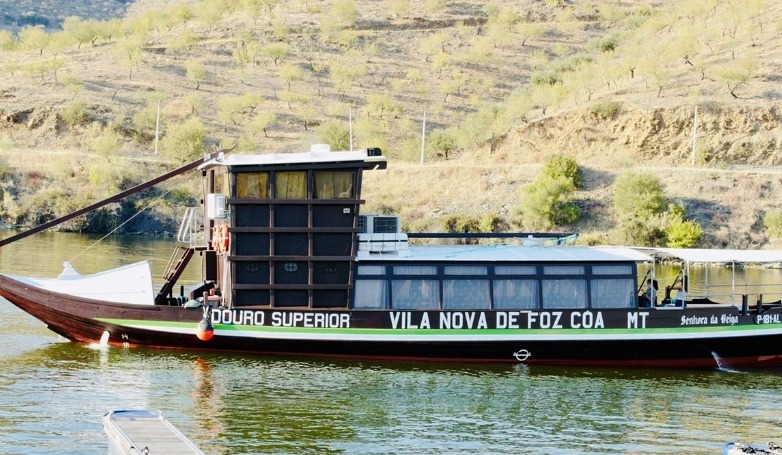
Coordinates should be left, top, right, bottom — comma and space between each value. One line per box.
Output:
0, 233, 781, 454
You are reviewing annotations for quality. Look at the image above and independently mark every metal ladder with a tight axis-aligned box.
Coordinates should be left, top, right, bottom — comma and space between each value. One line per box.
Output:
155, 246, 195, 305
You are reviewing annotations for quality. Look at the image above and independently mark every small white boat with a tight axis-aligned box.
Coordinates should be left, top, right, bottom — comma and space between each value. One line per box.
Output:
103, 409, 204, 455
724, 442, 782, 454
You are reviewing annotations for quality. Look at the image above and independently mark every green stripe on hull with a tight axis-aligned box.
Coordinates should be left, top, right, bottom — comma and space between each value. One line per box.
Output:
96, 318, 782, 336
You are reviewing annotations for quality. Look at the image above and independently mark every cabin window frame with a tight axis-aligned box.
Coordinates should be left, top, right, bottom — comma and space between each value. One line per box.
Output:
540, 265, 587, 309
274, 171, 307, 199
357, 265, 386, 276
391, 279, 440, 310
314, 170, 355, 199
590, 278, 635, 309
354, 280, 389, 309
491, 278, 539, 309
590, 263, 636, 309
235, 172, 269, 198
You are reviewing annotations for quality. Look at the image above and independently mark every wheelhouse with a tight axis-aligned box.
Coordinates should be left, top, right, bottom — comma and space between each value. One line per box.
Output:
200, 145, 386, 309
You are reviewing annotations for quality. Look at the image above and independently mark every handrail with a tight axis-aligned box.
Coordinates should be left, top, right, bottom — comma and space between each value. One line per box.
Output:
406, 232, 574, 239
177, 207, 197, 243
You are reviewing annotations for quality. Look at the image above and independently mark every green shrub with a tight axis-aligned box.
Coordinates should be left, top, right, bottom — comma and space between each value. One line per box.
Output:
428, 128, 458, 159
617, 219, 667, 246
478, 214, 504, 232
160, 117, 205, 163
588, 101, 621, 121
550, 55, 593, 75
89, 128, 123, 157
589, 36, 617, 52
0, 191, 20, 223
614, 172, 666, 225
613, 172, 667, 245
316, 120, 350, 150
246, 112, 277, 139
0, 30, 16, 50
518, 176, 580, 230
542, 154, 582, 189
132, 102, 158, 141
0, 135, 13, 152
169, 188, 193, 205
61, 100, 87, 126
530, 71, 561, 86
444, 215, 480, 233
444, 214, 504, 244
666, 218, 702, 248
764, 210, 782, 237
88, 160, 124, 195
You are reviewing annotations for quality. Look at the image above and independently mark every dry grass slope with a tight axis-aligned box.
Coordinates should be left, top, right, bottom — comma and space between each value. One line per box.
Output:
1, 0, 782, 247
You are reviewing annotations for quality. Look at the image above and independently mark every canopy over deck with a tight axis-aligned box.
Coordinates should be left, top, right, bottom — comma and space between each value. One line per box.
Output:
640, 248, 782, 264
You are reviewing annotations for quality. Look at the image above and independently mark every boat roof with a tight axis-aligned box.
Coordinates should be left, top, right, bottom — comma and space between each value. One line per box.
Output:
357, 245, 653, 263
641, 248, 782, 264
200, 144, 387, 169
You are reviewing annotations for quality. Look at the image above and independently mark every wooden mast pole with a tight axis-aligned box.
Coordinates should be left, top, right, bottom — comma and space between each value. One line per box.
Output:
0, 147, 230, 247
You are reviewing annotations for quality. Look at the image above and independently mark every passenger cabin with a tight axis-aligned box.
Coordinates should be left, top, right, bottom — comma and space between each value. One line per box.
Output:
352, 227, 648, 312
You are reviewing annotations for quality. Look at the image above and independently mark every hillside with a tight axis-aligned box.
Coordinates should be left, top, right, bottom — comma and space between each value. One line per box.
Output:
1, 0, 782, 248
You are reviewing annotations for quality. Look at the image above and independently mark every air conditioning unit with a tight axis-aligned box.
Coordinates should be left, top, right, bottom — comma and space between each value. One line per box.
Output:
358, 215, 399, 234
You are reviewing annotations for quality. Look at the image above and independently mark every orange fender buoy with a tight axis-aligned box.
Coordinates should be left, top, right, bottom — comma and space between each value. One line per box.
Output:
211, 224, 229, 253
211, 225, 222, 252
219, 224, 229, 253
196, 315, 214, 341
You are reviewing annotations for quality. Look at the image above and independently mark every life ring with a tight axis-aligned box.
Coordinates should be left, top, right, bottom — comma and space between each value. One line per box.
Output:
211, 224, 229, 253
211, 225, 221, 252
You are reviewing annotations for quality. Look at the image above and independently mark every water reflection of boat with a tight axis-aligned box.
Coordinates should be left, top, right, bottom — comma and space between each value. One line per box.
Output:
2, 145, 782, 368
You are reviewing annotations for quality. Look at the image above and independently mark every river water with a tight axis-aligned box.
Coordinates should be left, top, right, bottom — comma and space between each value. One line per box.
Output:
1, 233, 781, 454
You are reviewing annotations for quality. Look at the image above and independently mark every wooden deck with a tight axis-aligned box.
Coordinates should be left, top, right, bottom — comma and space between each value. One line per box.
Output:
103, 410, 205, 455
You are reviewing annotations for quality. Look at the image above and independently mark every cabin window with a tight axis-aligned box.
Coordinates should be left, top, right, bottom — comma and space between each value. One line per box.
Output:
541, 279, 587, 309
353, 280, 388, 309
357, 265, 386, 275
590, 279, 635, 309
393, 265, 437, 276
543, 265, 585, 276
495, 265, 536, 275
215, 172, 229, 195
592, 265, 632, 275
492, 280, 538, 309
443, 279, 490, 309
391, 279, 439, 310
236, 172, 269, 198
444, 266, 487, 275
275, 171, 306, 199
314, 171, 354, 199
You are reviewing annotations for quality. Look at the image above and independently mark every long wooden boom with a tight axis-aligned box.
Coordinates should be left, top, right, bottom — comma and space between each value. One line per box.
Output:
0, 150, 224, 247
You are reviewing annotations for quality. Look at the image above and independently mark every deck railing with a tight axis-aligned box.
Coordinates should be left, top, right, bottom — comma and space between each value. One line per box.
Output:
177, 207, 205, 247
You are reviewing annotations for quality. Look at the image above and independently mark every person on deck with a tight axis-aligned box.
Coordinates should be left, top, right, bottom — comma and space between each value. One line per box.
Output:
672, 277, 688, 307
641, 280, 658, 307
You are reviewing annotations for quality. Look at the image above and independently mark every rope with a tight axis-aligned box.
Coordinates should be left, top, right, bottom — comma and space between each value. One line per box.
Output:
67, 171, 195, 264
